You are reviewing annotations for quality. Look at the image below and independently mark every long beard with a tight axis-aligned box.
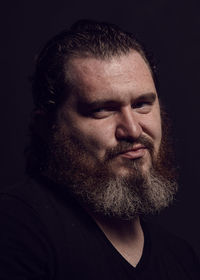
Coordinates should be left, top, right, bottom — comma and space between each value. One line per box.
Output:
42, 118, 178, 220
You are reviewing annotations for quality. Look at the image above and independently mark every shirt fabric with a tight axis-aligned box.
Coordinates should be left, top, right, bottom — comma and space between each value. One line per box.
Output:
0, 177, 199, 280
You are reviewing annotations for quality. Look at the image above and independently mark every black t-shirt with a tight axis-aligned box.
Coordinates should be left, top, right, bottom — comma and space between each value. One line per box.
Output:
0, 178, 199, 279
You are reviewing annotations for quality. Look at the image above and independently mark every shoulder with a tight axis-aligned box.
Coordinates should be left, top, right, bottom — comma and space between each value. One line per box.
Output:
0, 177, 96, 247
143, 221, 200, 274
0, 178, 45, 221
0, 177, 71, 252
0, 177, 79, 237
0, 177, 69, 219
144, 221, 194, 252
0, 177, 58, 244
0, 178, 56, 278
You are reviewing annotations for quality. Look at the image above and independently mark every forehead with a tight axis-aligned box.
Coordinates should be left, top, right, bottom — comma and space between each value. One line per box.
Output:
65, 51, 156, 103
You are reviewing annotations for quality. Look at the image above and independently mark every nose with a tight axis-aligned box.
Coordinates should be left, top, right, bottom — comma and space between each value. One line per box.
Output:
115, 107, 142, 141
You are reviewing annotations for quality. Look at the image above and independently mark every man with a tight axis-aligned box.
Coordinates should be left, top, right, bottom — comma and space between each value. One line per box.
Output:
0, 20, 199, 279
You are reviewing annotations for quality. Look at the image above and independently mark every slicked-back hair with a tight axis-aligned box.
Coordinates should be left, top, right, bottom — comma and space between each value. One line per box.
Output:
27, 19, 156, 177
32, 19, 155, 114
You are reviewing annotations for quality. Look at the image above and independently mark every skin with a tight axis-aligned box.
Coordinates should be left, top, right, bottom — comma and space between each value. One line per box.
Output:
56, 51, 162, 267
59, 51, 162, 176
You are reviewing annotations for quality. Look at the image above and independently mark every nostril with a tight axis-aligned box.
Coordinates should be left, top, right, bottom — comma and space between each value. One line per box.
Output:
115, 123, 142, 141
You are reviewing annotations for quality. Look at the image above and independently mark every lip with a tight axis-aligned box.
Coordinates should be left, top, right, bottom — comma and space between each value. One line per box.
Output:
119, 145, 147, 159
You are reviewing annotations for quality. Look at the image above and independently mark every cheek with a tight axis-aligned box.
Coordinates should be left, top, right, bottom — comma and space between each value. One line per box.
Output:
140, 112, 162, 149
150, 114, 162, 152
68, 119, 116, 158
154, 121, 162, 153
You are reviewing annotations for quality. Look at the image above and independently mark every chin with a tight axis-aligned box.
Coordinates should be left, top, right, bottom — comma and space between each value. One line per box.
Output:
114, 168, 133, 177
110, 162, 148, 178
140, 160, 152, 174
106, 151, 152, 177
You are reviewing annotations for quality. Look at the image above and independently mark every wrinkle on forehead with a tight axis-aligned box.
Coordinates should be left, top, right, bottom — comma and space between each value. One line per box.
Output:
65, 51, 156, 101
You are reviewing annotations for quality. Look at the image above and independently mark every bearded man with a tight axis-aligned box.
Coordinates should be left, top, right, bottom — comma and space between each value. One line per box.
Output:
0, 20, 199, 279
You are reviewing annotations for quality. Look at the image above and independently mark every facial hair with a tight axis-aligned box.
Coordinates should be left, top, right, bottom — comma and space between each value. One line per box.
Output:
42, 118, 178, 220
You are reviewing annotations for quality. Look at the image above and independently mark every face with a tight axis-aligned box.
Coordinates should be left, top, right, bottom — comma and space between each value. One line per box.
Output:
59, 51, 162, 177
44, 51, 177, 219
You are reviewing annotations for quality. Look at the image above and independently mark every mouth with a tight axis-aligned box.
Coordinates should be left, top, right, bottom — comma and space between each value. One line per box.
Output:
118, 145, 147, 159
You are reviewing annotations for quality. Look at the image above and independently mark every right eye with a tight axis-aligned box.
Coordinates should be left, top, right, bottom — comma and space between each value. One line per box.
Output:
90, 107, 115, 119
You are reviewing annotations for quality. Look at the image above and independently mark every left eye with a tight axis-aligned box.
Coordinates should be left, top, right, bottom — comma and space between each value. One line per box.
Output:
132, 101, 149, 108
132, 102, 152, 113
93, 107, 107, 113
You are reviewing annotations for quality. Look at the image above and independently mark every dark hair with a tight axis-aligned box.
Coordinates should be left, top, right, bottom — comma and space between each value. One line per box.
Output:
26, 19, 156, 177
32, 19, 155, 114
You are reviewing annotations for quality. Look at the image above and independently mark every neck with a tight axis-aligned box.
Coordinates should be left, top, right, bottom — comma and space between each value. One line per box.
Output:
93, 214, 143, 244
92, 214, 144, 267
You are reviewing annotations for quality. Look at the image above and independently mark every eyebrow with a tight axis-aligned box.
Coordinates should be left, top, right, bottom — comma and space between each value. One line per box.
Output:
134, 92, 157, 103
78, 92, 157, 109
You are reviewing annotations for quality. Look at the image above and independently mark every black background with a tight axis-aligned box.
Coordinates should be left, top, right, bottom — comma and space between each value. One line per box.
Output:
1, 0, 200, 258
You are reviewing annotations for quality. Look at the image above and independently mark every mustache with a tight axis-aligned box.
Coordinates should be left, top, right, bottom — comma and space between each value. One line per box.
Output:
104, 135, 154, 161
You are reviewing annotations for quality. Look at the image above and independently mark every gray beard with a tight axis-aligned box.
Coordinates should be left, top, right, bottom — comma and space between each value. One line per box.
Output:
43, 127, 178, 220
66, 164, 177, 220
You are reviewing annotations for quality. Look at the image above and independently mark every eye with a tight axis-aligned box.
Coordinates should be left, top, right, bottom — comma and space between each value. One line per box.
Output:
132, 101, 152, 113
134, 101, 150, 108
90, 107, 115, 119
93, 107, 106, 113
